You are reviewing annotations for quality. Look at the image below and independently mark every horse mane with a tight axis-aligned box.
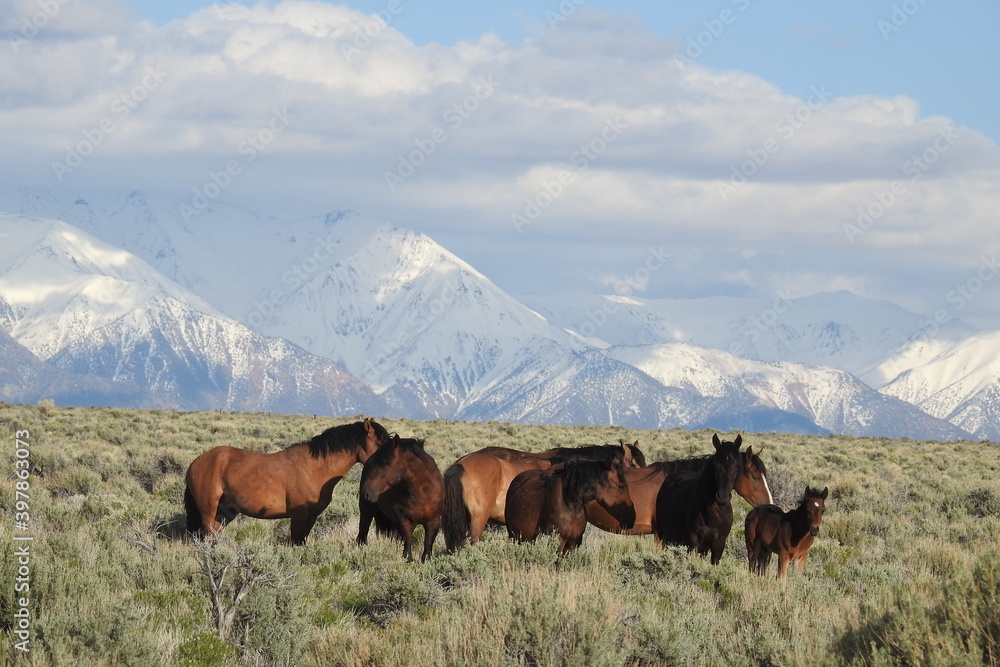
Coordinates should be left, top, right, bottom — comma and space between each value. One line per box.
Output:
646, 455, 712, 477
364, 435, 427, 469
546, 444, 625, 465
557, 460, 621, 505
306, 420, 389, 459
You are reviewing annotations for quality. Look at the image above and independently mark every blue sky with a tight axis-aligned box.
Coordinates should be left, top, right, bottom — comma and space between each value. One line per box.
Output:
130, 0, 1000, 142
3, 0, 999, 328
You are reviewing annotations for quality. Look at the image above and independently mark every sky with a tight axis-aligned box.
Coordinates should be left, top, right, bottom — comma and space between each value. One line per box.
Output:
2, 0, 1000, 330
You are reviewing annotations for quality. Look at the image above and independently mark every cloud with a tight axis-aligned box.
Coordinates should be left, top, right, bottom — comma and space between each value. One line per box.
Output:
2, 0, 999, 325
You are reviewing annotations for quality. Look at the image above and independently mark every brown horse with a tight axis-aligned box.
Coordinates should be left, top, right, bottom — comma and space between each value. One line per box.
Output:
505, 459, 635, 553
652, 434, 743, 564
586, 435, 772, 535
442, 440, 645, 552
745, 485, 828, 580
184, 418, 388, 545
357, 435, 445, 562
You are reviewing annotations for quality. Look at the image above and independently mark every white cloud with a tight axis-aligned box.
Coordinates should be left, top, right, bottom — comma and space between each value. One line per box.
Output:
2, 0, 999, 325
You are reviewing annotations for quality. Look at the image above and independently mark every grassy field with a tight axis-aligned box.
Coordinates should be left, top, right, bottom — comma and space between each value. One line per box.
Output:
1, 402, 999, 666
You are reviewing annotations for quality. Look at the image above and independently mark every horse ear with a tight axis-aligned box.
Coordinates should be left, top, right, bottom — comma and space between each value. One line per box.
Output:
734, 434, 742, 446
820, 486, 829, 499
712, 433, 722, 448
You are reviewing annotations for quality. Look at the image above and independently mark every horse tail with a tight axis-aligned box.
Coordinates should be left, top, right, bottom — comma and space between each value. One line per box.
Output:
184, 485, 202, 536
442, 464, 470, 552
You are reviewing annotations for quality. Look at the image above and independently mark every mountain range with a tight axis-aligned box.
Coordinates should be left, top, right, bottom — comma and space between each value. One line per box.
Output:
0, 187, 995, 441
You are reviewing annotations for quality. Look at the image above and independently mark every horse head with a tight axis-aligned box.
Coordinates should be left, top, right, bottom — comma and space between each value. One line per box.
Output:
359, 418, 389, 463
596, 461, 636, 531
619, 439, 646, 468
803, 485, 828, 536
736, 444, 774, 506
361, 434, 406, 502
711, 433, 742, 505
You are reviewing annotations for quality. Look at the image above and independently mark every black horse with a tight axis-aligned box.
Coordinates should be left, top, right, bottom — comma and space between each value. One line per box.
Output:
652, 434, 743, 564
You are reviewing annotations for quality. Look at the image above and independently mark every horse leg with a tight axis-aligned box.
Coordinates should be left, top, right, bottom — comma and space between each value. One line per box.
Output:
468, 510, 489, 544
290, 508, 319, 546
777, 551, 791, 581
400, 520, 416, 562
795, 551, 809, 575
357, 499, 376, 547
421, 518, 440, 562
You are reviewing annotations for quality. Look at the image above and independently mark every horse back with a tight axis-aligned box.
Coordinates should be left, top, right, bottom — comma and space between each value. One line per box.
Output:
745, 503, 785, 547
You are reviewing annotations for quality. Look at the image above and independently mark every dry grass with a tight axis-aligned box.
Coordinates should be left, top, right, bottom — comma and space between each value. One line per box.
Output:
1, 403, 998, 665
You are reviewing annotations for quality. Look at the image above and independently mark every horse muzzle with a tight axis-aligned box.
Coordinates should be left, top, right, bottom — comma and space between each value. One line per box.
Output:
809, 526, 820, 537
617, 504, 637, 532
363, 487, 379, 503
716, 491, 732, 505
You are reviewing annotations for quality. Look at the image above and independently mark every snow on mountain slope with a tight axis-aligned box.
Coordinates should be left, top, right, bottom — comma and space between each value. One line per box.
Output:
455, 339, 702, 429
1, 188, 992, 439
608, 342, 972, 440
523, 290, 978, 379
1, 191, 586, 419
878, 331, 1000, 440
0, 214, 384, 416
0, 298, 151, 408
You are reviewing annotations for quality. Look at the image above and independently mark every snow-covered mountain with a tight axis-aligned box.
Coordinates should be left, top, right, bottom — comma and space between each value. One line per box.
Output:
876, 331, 1000, 440
608, 342, 970, 440
522, 290, 977, 380
0, 187, 995, 440
0, 214, 385, 415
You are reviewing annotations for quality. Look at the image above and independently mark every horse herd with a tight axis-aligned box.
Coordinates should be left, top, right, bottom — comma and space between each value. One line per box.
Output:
183, 418, 828, 579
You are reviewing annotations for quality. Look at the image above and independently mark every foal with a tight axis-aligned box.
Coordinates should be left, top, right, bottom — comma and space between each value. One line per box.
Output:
745, 485, 828, 580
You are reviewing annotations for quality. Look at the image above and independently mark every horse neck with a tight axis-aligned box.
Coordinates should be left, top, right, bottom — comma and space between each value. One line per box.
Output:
552, 475, 591, 512
787, 503, 813, 537
313, 444, 366, 478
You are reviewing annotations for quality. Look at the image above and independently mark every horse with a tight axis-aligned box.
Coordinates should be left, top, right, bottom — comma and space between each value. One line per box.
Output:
442, 440, 645, 552
184, 418, 389, 545
745, 485, 828, 580
586, 435, 772, 535
357, 435, 445, 562
652, 434, 743, 564
505, 459, 635, 553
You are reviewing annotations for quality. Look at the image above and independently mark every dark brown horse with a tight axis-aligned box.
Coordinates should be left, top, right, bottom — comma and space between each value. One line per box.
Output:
505, 459, 635, 553
652, 434, 743, 564
442, 440, 645, 552
586, 435, 772, 535
184, 418, 388, 545
745, 485, 828, 580
357, 435, 445, 562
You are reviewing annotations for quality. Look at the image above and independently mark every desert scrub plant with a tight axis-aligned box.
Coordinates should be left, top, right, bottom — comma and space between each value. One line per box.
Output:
3, 402, 1000, 666
190, 533, 309, 664
836, 540, 1000, 665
